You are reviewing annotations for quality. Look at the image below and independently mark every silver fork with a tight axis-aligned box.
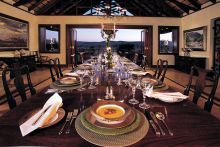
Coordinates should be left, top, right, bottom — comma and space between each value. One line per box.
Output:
58, 112, 73, 135
65, 109, 78, 134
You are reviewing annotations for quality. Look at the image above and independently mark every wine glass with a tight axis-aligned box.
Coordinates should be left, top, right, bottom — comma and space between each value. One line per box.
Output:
139, 81, 152, 109
128, 77, 139, 105
77, 70, 86, 91
88, 70, 96, 89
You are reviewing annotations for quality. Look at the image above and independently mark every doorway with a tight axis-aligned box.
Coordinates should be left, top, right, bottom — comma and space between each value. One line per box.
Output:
66, 25, 153, 67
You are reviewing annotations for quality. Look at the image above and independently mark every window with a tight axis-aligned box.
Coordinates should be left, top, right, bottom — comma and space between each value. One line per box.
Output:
39, 25, 60, 53
158, 26, 179, 54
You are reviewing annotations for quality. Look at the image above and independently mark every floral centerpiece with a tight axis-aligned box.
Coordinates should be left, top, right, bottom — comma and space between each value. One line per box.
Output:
101, 24, 117, 68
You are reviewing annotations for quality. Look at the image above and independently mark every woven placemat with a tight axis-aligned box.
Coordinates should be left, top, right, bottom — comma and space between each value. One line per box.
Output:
75, 109, 149, 146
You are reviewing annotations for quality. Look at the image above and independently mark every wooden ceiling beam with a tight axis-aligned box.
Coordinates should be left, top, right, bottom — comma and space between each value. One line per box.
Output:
133, 0, 158, 16
28, 0, 44, 11
50, 0, 77, 15
59, 0, 85, 15
140, 0, 171, 16
128, 1, 150, 16
167, 0, 198, 13
36, 0, 62, 15
187, 0, 201, 9
13, 0, 30, 7
156, 0, 181, 17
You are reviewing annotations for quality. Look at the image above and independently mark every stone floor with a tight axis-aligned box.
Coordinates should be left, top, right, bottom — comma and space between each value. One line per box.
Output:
0, 67, 219, 119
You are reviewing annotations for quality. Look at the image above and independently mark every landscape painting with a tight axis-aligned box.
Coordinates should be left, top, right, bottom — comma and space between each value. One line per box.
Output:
0, 13, 28, 51
184, 26, 207, 51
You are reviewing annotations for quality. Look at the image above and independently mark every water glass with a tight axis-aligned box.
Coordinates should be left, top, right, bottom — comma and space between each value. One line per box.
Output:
128, 77, 139, 105
88, 70, 96, 89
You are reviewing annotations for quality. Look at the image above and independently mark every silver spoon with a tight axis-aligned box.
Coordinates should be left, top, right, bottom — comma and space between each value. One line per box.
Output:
156, 112, 174, 136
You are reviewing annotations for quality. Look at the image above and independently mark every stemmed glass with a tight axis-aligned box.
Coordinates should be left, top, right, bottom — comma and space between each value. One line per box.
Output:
77, 70, 86, 91
128, 77, 139, 105
88, 70, 96, 89
139, 82, 153, 109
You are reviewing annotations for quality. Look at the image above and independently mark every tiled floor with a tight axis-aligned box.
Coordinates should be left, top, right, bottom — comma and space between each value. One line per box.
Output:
0, 68, 219, 119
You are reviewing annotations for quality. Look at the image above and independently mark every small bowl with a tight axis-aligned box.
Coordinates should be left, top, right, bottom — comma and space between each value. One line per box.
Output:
90, 100, 131, 125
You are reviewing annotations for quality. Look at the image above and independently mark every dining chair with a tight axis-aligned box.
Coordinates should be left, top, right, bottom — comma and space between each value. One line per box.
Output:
183, 66, 219, 112
132, 53, 139, 64
0, 61, 8, 77
153, 59, 168, 82
2, 65, 36, 109
49, 58, 63, 82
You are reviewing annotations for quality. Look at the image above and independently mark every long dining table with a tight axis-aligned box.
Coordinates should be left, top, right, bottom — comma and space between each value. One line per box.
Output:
1, 59, 220, 146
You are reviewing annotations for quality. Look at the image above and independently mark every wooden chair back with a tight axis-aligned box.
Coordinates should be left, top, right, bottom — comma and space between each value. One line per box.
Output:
49, 58, 63, 82
2, 65, 36, 109
183, 66, 219, 112
133, 53, 139, 64
154, 59, 168, 82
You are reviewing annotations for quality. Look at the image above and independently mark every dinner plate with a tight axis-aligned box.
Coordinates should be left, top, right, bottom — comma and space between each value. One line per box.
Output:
157, 97, 186, 103
90, 100, 132, 125
77, 64, 92, 70
19, 108, 65, 129
53, 79, 80, 87
59, 77, 80, 85
86, 108, 136, 129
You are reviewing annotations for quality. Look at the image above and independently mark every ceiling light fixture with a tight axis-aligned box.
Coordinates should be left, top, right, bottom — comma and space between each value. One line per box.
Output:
95, 0, 127, 17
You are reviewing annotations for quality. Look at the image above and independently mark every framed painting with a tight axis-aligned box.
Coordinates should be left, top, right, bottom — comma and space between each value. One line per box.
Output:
0, 13, 29, 51
184, 26, 207, 51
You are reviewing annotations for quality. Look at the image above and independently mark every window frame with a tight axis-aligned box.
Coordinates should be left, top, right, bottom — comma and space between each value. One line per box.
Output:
158, 26, 179, 55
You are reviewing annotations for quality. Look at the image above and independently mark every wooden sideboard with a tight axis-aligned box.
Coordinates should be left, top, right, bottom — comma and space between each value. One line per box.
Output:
0, 55, 36, 78
175, 56, 206, 73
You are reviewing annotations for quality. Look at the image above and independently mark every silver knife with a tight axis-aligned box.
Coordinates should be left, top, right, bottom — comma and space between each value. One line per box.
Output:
145, 111, 160, 136
150, 111, 166, 136
59, 112, 73, 135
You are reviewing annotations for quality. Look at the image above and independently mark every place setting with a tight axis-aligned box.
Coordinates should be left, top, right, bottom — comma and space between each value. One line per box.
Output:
49, 70, 90, 91
75, 100, 149, 146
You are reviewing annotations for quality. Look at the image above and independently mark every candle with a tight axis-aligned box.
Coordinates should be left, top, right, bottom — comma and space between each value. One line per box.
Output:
106, 86, 109, 96
110, 86, 113, 96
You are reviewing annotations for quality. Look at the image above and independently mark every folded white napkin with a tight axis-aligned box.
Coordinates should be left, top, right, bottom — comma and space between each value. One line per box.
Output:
143, 85, 154, 97
64, 72, 79, 77
20, 93, 63, 136
151, 92, 188, 103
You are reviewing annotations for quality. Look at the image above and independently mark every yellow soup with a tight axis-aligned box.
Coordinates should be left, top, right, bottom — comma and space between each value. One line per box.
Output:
96, 105, 125, 119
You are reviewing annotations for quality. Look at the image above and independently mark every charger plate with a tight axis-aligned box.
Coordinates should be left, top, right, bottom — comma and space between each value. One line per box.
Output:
75, 109, 149, 146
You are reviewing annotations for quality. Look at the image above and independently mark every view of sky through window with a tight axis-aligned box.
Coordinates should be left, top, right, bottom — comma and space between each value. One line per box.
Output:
76, 28, 142, 42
